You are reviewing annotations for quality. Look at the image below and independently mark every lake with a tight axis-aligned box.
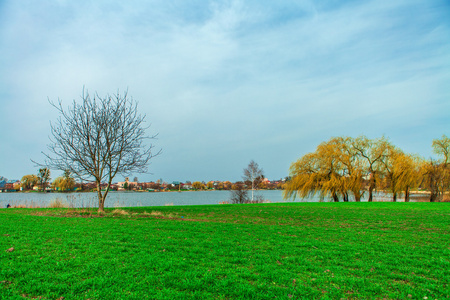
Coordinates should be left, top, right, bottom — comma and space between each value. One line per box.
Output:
0, 190, 429, 208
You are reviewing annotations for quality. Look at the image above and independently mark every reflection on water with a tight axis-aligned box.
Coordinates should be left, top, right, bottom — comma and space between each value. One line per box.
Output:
0, 190, 431, 208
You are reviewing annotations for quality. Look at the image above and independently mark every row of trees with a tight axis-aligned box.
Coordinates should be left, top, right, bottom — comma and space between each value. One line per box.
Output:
20, 168, 76, 192
284, 135, 450, 202
35, 87, 447, 211
21, 168, 51, 191
15, 168, 279, 193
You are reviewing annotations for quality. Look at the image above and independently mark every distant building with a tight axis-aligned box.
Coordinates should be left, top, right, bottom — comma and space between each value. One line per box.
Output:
0, 180, 19, 192
117, 178, 139, 190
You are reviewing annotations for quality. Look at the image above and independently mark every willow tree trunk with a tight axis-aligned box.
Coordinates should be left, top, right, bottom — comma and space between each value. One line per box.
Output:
430, 192, 439, 202
332, 193, 339, 202
343, 192, 349, 202
404, 187, 410, 202
353, 189, 362, 202
368, 174, 376, 202
368, 186, 374, 202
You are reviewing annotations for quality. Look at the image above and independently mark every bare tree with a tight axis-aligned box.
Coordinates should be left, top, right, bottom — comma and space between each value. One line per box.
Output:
41, 88, 160, 212
243, 160, 264, 202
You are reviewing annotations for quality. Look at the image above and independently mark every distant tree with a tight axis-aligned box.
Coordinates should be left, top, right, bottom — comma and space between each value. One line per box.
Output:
332, 137, 365, 202
351, 136, 390, 202
232, 181, 244, 190
38, 168, 51, 191
40, 88, 160, 212
284, 153, 321, 201
133, 177, 139, 183
192, 181, 205, 190
52, 170, 76, 192
21, 174, 39, 190
223, 181, 232, 190
391, 153, 420, 202
379, 146, 410, 202
419, 135, 450, 202
230, 182, 249, 204
432, 135, 450, 165
206, 181, 214, 189
284, 138, 353, 202
285, 136, 393, 202
147, 182, 161, 190
243, 160, 264, 202
421, 159, 446, 202
52, 177, 63, 190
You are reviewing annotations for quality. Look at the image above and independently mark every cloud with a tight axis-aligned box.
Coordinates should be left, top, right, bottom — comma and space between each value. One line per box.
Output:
0, 0, 449, 181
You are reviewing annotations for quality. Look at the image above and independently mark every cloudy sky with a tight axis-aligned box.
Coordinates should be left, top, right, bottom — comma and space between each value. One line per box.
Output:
0, 0, 449, 183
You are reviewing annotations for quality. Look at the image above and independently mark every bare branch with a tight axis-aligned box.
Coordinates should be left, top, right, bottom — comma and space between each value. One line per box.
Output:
40, 88, 160, 211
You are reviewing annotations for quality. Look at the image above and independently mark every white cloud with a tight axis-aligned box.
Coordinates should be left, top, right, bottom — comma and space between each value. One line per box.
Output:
0, 0, 449, 181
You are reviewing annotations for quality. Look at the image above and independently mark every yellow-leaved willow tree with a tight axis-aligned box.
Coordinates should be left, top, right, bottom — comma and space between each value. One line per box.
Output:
284, 136, 423, 202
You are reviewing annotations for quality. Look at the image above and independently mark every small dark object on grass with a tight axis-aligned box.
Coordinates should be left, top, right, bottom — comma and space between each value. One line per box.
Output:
6, 203, 10, 208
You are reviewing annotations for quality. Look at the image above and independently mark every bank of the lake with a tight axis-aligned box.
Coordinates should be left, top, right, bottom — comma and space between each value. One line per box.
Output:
0, 189, 432, 209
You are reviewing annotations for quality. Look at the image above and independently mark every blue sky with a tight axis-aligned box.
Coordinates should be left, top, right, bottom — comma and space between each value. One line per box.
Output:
0, 0, 449, 183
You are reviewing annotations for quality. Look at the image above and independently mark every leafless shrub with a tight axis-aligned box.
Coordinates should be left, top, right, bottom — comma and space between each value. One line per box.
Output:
230, 183, 249, 204
247, 194, 267, 204
48, 198, 68, 208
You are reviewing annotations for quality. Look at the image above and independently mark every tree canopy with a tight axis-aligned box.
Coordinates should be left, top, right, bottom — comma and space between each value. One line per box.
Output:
284, 135, 438, 202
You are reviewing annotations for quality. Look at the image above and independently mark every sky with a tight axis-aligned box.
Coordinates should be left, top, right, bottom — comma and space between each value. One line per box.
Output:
0, 0, 449, 183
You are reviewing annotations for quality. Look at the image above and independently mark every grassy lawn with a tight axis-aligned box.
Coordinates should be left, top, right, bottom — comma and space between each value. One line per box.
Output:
1, 202, 449, 299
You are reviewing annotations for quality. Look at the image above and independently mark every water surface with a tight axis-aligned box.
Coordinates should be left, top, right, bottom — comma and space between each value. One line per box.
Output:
0, 190, 429, 208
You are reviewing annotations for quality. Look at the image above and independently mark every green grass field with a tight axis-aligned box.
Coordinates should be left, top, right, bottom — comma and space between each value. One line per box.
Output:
1, 202, 449, 299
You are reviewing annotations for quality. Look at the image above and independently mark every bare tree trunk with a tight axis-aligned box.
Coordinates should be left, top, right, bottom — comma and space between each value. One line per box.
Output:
97, 182, 105, 212
392, 193, 397, 202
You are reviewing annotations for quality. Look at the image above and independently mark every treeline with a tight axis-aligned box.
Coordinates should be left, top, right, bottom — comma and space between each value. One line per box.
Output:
284, 135, 450, 202
18, 169, 75, 192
